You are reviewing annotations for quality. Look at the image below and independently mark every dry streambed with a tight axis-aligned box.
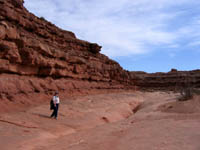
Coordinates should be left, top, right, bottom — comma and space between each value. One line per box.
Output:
0, 92, 142, 150
1, 91, 200, 150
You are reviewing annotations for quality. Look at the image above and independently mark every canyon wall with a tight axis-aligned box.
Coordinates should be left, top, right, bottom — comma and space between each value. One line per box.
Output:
131, 69, 200, 91
0, 0, 199, 109
0, 0, 134, 105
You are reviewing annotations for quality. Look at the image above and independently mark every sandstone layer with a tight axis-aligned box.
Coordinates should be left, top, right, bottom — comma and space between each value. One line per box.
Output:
0, 0, 134, 107
0, 0, 200, 110
1, 92, 200, 150
132, 69, 200, 90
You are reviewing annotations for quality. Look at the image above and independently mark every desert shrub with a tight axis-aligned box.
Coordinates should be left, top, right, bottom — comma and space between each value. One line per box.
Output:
179, 86, 193, 101
193, 88, 200, 95
178, 75, 194, 101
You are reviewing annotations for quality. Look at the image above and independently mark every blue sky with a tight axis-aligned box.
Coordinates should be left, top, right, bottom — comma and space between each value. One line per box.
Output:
24, 0, 200, 73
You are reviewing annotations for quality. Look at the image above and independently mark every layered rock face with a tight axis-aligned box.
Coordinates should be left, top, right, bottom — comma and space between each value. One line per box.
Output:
0, 0, 133, 103
132, 69, 200, 90
0, 0, 199, 107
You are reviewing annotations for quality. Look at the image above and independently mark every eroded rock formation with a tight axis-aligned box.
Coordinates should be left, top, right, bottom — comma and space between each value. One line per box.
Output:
0, 0, 134, 104
0, 0, 199, 108
132, 69, 200, 90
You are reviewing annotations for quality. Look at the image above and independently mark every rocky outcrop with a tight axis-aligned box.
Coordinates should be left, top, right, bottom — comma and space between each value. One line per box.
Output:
131, 69, 200, 90
0, 0, 199, 108
0, 0, 135, 103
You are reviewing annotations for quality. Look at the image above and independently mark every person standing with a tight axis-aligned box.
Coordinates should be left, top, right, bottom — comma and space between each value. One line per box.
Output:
50, 91, 60, 119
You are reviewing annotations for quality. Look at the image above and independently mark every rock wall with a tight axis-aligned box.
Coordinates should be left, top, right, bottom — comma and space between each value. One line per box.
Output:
131, 69, 200, 90
0, 0, 134, 103
0, 0, 199, 108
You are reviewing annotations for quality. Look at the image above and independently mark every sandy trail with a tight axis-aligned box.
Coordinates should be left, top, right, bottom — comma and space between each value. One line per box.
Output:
0, 91, 200, 150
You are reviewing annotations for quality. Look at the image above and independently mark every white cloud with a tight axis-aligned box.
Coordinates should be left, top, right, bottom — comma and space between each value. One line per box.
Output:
24, 0, 200, 58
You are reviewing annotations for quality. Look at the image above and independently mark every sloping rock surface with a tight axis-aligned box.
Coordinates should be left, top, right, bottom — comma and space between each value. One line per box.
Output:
0, 0, 199, 110
0, 0, 134, 105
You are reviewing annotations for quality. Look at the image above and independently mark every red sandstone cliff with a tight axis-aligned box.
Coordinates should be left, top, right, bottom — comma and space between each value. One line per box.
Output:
0, 0, 199, 109
0, 0, 134, 105
131, 69, 200, 90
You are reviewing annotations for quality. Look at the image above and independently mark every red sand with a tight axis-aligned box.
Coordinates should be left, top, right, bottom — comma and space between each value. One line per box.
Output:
0, 91, 200, 150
